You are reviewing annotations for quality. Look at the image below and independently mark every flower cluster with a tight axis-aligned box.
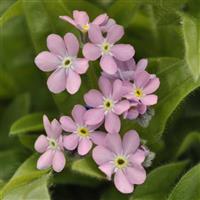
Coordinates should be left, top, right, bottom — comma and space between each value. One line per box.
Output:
34, 10, 160, 194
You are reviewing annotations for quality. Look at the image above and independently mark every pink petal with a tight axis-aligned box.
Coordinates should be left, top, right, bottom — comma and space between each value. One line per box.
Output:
37, 150, 54, 170
50, 119, 62, 139
72, 104, 86, 125
66, 70, 81, 94
91, 131, 106, 145
141, 95, 158, 106
73, 10, 89, 26
124, 109, 139, 120
34, 135, 48, 153
60, 116, 76, 132
125, 166, 146, 185
114, 100, 130, 115
84, 89, 103, 107
63, 133, 79, 150
138, 103, 147, 114
111, 44, 135, 61
92, 13, 108, 25
84, 108, 105, 125
105, 133, 122, 154
136, 58, 148, 71
34, 51, 60, 72
105, 112, 120, 133
43, 115, 53, 137
47, 34, 66, 57
100, 55, 117, 75
143, 77, 160, 94
129, 149, 146, 165
73, 58, 89, 74
98, 76, 112, 97
107, 25, 124, 44
99, 163, 114, 180
83, 43, 101, 61
78, 138, 92, 155
64, 33, 79, 56
122, 130, 140, 155
59, 16, 77, 27
134, 71, 150, 88
92, 146, 114, 165
47, 68, 66, 94
112, 79, 123, 100
88, 24, 104, 44
114, 170, 133, 194
52, 151, 66, 172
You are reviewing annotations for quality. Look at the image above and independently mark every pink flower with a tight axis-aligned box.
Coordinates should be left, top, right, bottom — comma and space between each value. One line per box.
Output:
60, 105, 106, 156
83, 24, 135, 75
125, 71, 160, 106
35, 33, 89, 94
92, 131, 147, 193
123, 100, 147, 120
84, 76, 130, 133
34, 115, 66, 172
59, 10, 108, 33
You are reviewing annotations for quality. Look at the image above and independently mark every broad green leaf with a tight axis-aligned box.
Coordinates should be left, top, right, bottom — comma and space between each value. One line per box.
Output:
71, 156, 105, 180
10, 113, 43, 135
130, 161, 188, 200
175, 131, 200, 158
167, 164, 200, 200
0, 154, 50, 199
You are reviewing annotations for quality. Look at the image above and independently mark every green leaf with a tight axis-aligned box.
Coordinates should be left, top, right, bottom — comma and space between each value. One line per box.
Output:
167, 164, 200, 200
10, 113, 43, 135
71, 156, 105, 180
182, 14, 200, 80
0, 154, 50, 200
101, 187, 129, 200
130, 161, 188, 200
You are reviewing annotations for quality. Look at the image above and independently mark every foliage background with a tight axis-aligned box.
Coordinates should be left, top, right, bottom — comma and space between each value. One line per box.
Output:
0, 0, 200, 199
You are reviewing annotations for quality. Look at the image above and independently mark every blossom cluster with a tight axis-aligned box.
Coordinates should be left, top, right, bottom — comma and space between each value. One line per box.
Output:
34, 10, 160, 194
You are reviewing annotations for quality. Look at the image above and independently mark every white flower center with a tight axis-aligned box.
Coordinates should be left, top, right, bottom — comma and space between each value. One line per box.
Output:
103, 98, 114, 112
101, 41, 112, 55
48, 138, 58, 150
77, 126, 90, 138
114, 156, 128, 169
62, 57, 73, 69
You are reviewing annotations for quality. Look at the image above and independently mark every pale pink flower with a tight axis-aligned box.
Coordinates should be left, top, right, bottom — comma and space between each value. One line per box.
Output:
92, 131, 147, 193
83, 24, 135, 75
59, 10, 108, 33
35, 33, 89, 94
34, 115, 65, 172
84, 76, 130, 133
60, 105, 106, 156
124, 71, 160, 106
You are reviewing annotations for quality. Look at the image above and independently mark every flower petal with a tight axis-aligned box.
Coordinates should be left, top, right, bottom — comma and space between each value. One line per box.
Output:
134, 71, 150, 88
84, 89, 103, 107
83, 43, 101, 61
114, 170, 133, 194
105, 112, 120, 133
73, 10, 89, 26
78, 138, 92, 155
107, 25, 124, 44
92, 146, 114, 165
60, 116, 76, 132
122, 130, 140, 155
98, 76, 112, 97
112, 79, 123, 100
63, 133, 79, 150
84, 108, 105, 125
124, 109, 139, 120
141, 95, 158, 106
143, 77, 160, 94
47, 68, 66, 94
105, 133, 122, 154
88, 24, 104, 44
34, 51, 60, 72
100, 55, 117, 75
37, 150, 54, 170
136, 58, 148, 71
129, 149, 146, 165
73, 58, 89, 74
72, 104, 86, 125
99, 163, 114, 180
34, 135, 48, 153
51, 119, 62, 139
66, 70, 81, 94
64, 33, 79, 56
47, 34, 66, 56
52, 151, 66, 172
43, 115, 53, 137
92, 13, 108, 25
111, 44, 135, 61
91, 131, 106, 146
114, 100, 130, 115
59, 16, 77, 27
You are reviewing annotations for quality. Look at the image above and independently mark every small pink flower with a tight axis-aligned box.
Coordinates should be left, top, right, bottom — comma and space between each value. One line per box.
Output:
35, 33, 89, 94
59, 10, 108, 33
84, 76, 130, 133
125, 71, 160, 106
92, 131, 147, 193
60, 105, 106, 156
34, 115, 66, 172
83, 24, 135, 75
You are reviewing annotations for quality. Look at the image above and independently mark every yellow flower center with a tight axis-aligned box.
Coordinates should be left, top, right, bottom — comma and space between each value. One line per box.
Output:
101, 42, 111, 54
82, 24, 90, 32
103, 98, 114, 111
134, 88, 143, 98
114, 156, 128, 169
77, 127, 90, 137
